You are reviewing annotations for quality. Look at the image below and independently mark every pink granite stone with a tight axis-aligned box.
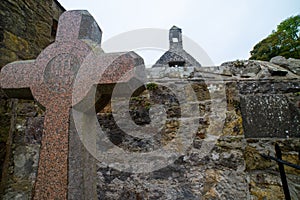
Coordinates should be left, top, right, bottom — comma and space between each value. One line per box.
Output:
0, 10, 145, 200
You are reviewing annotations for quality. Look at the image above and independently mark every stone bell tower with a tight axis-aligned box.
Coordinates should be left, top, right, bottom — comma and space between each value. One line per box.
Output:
153, 25, 201, 67
169, 26, 183, 50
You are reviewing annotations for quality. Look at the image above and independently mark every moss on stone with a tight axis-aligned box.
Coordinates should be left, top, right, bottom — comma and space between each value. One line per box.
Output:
244, 145, 274, 171
146, 82, 158, 90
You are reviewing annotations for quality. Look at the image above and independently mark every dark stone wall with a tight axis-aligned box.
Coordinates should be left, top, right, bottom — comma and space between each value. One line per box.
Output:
1, 100, 44, 199
0, 0, 64, 67
0, 90, 11, 191
93, 78, 300, 199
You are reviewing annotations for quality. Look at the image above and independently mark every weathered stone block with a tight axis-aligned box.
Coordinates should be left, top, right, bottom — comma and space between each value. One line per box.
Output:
238, 81, 300, 94
241, 94, 300, 138
35, 21, 51, 37
0, 49, 18, 68
191, 82, 210, 101
222, 110, 243, 136
250, 173, 285, 200
244, 145, 274, 171
3, 31, 30, 55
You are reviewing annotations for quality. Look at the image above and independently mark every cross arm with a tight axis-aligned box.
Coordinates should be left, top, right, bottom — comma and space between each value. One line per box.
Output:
0, 60, 35, 99
72, 51, 147, 112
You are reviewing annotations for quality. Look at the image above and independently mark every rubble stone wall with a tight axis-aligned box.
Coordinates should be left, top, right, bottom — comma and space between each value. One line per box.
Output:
91, 65, 300, 200
1, 62, 300, 200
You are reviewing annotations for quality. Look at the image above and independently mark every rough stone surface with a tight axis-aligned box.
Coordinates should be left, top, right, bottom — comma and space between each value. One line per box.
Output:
270, 56, 290, 67
221, 60, 299, 80
0, 89, 10, 183
96, 108, 248, 199
221, 60, 262, 77
90, 61, 299, 199
287, 58, 300, 76
270, 56, 300, 76
240, 94, 300, 138
1, 100, 43, 200
245, 139, 300, 200
0, 0, 65, 68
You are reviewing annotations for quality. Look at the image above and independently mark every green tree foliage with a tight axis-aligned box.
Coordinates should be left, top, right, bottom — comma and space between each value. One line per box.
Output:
250, 15, 300, 61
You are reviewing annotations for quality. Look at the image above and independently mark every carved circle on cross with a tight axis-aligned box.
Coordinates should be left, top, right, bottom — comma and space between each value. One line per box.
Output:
30, 41, 91, 108
44, 53, 80, 93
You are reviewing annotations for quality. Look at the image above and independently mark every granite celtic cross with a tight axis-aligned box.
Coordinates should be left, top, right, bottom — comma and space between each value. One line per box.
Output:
0, 10, 144, 199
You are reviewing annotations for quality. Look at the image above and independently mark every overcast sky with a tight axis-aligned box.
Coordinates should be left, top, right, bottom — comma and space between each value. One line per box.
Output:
58, 0, 299, 66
